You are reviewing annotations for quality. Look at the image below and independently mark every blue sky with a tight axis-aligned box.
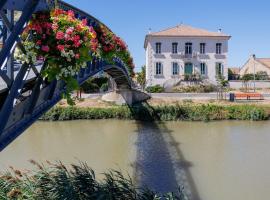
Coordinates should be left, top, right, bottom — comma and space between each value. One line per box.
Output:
65, 0, 270, 72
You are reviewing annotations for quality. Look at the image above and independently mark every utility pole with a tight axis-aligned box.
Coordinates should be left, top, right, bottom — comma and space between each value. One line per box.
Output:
253, 54, 256, 92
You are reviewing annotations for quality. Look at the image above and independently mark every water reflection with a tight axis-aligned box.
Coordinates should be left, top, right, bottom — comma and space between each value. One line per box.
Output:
130, 103, 200, 199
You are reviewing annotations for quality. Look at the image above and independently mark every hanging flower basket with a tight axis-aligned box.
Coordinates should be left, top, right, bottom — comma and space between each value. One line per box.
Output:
16, 8, 134, 105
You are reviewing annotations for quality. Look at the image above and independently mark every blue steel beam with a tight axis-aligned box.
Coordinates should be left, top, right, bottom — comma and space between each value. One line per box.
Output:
0, 0, 40, 87
0, 63, 29, 135
0, 0, 8, 11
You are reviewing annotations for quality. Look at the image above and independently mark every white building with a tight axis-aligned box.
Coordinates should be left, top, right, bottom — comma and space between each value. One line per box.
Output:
144, 24, 231, 87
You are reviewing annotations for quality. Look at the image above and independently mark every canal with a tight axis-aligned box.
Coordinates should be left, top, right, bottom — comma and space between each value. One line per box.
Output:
1, 120, 270, 200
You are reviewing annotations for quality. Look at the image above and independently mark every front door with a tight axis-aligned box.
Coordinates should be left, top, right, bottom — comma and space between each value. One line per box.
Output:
184, 63, 193, 75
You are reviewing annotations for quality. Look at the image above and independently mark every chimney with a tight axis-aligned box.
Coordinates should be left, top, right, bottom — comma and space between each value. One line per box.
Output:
252, 54, 256, 60
148, 28, 152, 34
218, 28, 222, 33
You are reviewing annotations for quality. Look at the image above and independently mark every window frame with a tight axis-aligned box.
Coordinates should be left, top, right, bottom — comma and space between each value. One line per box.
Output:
200, 43, 206, 54
155, 42, 161, 54
172, 42, 178, 54
200, 62, 206, 75
216, 43, 222, 54
216, 62, 224, 75
185, 42, 192, 55
155, 62, 163, 75
172, 62, 179, 75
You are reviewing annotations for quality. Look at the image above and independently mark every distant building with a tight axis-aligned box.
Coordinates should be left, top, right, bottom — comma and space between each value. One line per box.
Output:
240, 55, 270, 76
228, 67, 240, 80
144, 24, 231, 87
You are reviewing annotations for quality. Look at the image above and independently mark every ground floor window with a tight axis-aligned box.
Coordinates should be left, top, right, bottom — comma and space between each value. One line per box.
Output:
184, 63, 193, 75
216, 63, 224, 76
155, 62, 163, 75
172, 62, 179, 75
200, 63, 206, 75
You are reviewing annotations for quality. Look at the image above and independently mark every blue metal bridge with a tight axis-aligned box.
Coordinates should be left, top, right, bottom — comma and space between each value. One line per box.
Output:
0, 0, 142, 151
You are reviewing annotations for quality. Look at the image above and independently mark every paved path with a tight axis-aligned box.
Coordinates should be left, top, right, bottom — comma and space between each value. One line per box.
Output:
150, 92, 270, 100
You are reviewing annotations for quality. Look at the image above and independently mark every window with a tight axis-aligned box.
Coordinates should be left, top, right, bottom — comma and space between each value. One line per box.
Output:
200, 63, 206, 75
184, 63, 193, 75
216, 63, 223, 75
172, 62, 179, 75
155, 62, 162, 75
200, 43, 206, 54
216, 43, 222, 54
172, 43, 178, 54
185, 43, 192, 55
155, 42, 161, 54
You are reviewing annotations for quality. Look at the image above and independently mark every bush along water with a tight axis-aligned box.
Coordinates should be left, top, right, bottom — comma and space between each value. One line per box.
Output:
0, 161, 187, 200
40, 104, 268, 121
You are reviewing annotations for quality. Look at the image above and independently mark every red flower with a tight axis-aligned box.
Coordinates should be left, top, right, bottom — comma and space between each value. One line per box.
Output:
36, 40, 42, 45
56, 31, 65, 40
57, 45, 65, 51
41, 45, 50, 52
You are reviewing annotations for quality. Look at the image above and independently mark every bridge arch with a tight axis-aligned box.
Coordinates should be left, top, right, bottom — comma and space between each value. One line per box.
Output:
0, 0, 147, 150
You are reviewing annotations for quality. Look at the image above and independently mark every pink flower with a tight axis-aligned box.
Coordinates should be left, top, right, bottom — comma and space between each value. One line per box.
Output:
67, 10, 74, 18
73, 40, 81, 47
66, 27, 74, 35
56, 31, 65, 40
52, 23, 59, 31
82, 19, 88, 26
72, 35, 80, 42
41, 45, 50, 52
75, 54, 80, 59
57, 45, 65, 51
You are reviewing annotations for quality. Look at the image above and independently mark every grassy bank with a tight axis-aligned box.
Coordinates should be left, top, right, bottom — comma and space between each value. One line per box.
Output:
0, 161, 186, 199
40, 103, 269, 121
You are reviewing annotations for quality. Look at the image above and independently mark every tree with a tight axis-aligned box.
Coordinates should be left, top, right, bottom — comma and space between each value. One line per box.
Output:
217, 75, 229, 100
136, 65, 146, 89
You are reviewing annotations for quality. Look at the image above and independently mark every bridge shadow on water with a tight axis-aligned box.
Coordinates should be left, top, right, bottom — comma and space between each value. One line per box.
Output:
128, 102, 201, 200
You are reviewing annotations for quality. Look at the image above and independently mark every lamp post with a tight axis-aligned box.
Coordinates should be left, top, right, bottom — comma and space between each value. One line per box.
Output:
253, 54, 256, 92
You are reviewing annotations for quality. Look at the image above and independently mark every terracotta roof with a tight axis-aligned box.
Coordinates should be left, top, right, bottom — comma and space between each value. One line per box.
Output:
257, 58, 270, 68
148, 24, 230, 38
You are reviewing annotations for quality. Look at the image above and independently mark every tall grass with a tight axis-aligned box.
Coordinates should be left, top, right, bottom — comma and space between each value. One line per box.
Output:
40, 104, 268, 122
0, 161, 186, 200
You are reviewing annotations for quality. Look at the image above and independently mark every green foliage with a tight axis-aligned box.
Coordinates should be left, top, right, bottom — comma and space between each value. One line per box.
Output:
226, 105, 267, 120
41, 104, 268, 121
0, 161, 187, 200
216, 75, 229, 88
80, 77, 109, 93
241, 71, 269, 81
136, 66, 146, 89
145, 85, 164, 93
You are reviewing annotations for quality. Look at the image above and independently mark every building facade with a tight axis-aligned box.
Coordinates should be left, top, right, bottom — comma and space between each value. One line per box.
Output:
144, 25, 231, 87
240, 55, 270, 76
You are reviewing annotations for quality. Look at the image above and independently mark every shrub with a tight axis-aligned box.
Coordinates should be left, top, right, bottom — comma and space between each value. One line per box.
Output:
41, 104, 268, 122
173, 84, 217, 93
145, 85, 164, 93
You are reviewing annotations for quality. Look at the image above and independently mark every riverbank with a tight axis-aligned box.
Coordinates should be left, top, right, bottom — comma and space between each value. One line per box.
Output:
41, 103, 269, 121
